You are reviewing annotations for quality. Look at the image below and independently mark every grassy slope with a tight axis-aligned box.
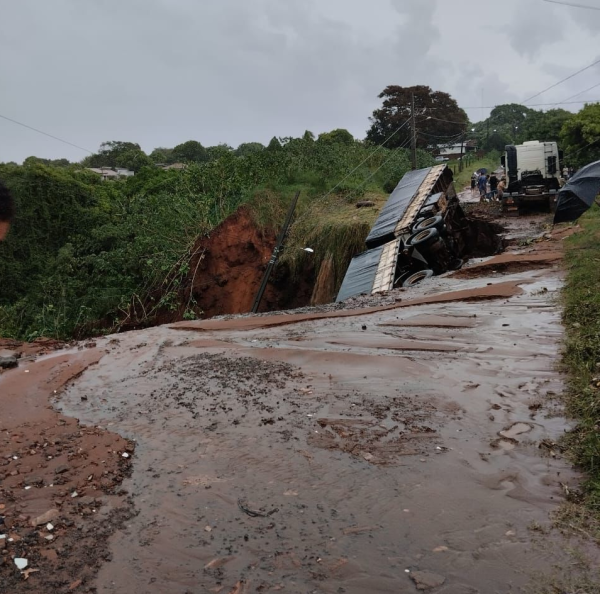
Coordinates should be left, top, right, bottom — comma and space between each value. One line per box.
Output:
562, 204, 600, 503
281, 190, 388, 289
452, 155, 502, 190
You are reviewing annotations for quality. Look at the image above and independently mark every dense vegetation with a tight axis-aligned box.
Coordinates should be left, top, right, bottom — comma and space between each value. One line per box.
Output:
0, 133, 430, 340
562, 204, 600, 504
1, 87, 597, 341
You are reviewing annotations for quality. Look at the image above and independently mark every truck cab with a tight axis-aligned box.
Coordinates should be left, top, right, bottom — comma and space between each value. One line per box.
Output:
501, 141, 562, 214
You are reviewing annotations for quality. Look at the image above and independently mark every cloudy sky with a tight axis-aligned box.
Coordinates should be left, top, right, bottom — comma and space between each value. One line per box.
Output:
1, 0, 600, 163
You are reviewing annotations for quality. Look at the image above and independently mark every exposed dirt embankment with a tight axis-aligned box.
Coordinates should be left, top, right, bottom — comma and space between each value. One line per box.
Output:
155, 207, 315, 323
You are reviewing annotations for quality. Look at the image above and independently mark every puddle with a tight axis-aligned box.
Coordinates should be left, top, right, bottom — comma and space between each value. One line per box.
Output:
500, 422, 534, 440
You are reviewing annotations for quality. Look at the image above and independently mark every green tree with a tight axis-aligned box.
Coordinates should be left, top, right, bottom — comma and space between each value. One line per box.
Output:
149, 147, 175, 164
317, 129, 354, 145
520, 109, 572, 143
172, 140, 208, 163
206, 144, 233, 161
266, 136, 282, 151
82, 141, 143, 168
118, 149, 153, 173
367, 85, 468, 149
235, 142, 265, 157
560, 103, 600, 167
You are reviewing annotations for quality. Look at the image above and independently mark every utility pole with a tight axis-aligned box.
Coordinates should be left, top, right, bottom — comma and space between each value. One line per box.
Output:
410, 93, 417, 170
459, 134, 465, 172
251, 191, 301, 314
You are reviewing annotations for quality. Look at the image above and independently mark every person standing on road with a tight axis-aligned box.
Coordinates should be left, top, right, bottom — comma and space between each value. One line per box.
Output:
497, 177, 506, 201
471, 173, 477, 194
477, 173, 488, 202
0, 180, 15, 241
489, 172, 499, 199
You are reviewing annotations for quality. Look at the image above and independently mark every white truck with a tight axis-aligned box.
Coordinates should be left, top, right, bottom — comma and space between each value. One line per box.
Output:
501, 140, 562, 215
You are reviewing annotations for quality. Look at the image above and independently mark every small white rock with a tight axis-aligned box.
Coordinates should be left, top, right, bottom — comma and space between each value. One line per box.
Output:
46, 523, 54, 531
24, 370, 30, 373
44, 535, 54, 541
14, 558, 28, 570
24, 486, 31, 490
121, 452, 130, 459
71, 491, 78, 498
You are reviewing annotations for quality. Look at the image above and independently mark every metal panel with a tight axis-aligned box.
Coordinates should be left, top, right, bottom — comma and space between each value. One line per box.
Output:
336, 244, 385, 302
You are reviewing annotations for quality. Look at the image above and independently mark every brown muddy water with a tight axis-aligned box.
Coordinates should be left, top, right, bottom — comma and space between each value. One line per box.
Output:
54, 269, 586, 594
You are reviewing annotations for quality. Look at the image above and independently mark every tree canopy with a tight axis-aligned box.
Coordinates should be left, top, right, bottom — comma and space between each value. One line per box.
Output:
235, 142, 265, 157
560, 103, 600, 167
172, 140, 208, 164
317, 129, 354, 145
367, 85, 468, 149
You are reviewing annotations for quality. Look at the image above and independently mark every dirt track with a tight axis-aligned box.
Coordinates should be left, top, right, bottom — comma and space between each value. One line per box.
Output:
1, 210, 595, 593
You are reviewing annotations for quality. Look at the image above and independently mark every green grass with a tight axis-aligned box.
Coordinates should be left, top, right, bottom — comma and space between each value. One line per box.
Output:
280, 190, 388, 290
450, 153, 501, 191
562, 204, 600, 506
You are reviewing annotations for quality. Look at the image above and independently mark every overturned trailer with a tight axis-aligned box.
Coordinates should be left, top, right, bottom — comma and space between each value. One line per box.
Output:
337, 165, 477, 302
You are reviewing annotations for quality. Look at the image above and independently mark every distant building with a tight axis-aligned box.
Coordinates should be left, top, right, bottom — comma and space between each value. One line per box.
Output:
157, 162, 187, 171
435, 140, 478, 160
86, 167, 134, 180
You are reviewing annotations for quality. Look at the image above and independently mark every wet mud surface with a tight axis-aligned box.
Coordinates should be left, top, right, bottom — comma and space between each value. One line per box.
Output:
0, 350, 135, 593
2, 212, 593, 592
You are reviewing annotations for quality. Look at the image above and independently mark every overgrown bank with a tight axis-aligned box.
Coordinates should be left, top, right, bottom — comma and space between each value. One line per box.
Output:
0, 139, 432, 340
562, 204, 600, 503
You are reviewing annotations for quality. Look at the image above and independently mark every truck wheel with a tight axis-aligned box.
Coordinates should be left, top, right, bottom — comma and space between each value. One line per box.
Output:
412, 215, 445, 234
407, 227, 440, 249
402, 269, 434, 288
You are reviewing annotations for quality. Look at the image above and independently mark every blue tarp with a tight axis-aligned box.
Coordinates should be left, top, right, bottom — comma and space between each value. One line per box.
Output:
336, 244, 385, 302
365, 167, 432, 249
554, 160, 600, 224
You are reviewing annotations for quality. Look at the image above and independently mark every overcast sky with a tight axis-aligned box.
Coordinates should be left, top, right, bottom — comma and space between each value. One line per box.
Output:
1, 0, 600, 163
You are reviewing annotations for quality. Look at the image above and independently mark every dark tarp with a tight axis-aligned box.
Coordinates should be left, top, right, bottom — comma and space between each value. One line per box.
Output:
336, 244, 385, 302
554, 160, 600, 224
365, 167, 431, 249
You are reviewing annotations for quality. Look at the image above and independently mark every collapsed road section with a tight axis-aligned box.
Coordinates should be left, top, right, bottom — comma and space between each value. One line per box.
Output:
337, 165, 501, 302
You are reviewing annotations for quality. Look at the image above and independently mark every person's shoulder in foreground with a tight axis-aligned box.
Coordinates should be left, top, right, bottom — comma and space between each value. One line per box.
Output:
0, 180, 15, 241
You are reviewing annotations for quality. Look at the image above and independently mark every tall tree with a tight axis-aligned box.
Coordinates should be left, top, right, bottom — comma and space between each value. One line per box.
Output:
235, 142, 265, 157
172, 140, 208, 163
149, 147, 175, 164
82, 141, 143, 168
317, 129, 354, 145
367, 85, 468, 149
560, 103, 600, 167
521, 109, 572, 143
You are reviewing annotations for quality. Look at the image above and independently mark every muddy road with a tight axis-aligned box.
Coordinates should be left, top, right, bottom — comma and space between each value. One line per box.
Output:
1, 211, 594, 593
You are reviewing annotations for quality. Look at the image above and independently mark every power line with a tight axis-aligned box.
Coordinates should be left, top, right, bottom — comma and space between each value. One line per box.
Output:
0, 113, 94, 155
461, 99, 600, 109
542, 0, 600, 10
316, 117, 412, 201
558, 83, 600, 104
522, 57, 600, 104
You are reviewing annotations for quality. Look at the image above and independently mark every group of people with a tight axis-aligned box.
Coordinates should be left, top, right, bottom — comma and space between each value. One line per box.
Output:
471, 170, 506, 202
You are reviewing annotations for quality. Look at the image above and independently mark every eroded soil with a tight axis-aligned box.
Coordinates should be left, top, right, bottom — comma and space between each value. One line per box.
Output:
1, 211, 594, 593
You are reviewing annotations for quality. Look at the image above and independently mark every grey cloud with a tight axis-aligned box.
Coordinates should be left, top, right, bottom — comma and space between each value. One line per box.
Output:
0, 0, 598, 163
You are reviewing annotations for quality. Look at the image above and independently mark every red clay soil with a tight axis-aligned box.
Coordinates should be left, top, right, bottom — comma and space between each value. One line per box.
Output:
0, 338, 66, 361
157, 207, 313, 323
171, 280, 524, 333
0, 350, 135, 593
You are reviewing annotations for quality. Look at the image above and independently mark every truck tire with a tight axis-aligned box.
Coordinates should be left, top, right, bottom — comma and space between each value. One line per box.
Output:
412, 215, 445, 234
407, 227, 440, 249
402, 269, 434, 288
505, 145, 518, 188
